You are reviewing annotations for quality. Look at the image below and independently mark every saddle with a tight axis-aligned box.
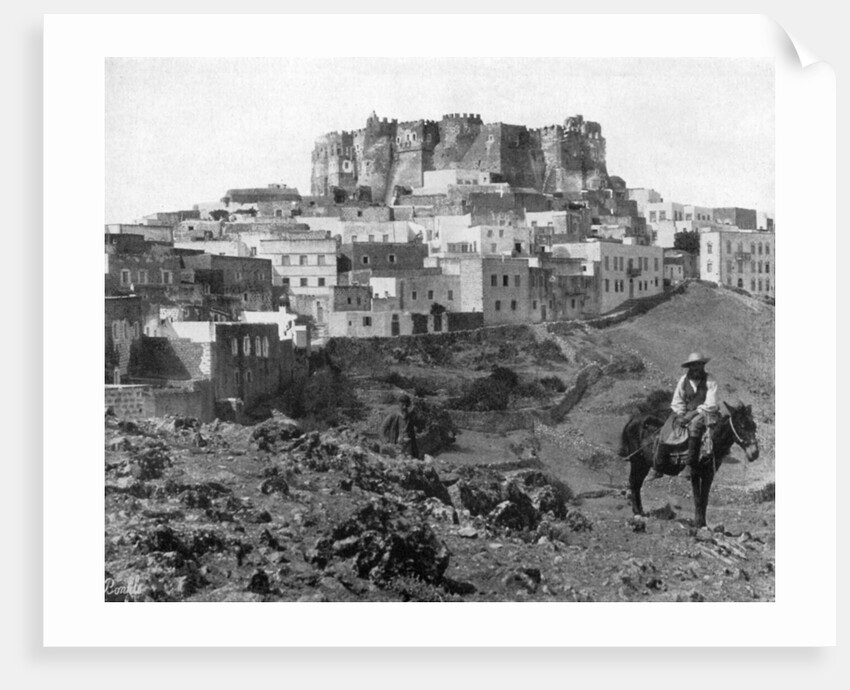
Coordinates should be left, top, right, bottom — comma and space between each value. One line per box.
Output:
651, 414, 713, 476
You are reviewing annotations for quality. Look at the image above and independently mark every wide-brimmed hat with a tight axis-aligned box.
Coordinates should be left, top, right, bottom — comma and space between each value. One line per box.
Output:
681, 352, 710, 368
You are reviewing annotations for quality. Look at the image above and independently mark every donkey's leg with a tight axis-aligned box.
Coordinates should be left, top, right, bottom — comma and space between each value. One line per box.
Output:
629, 459, 651, 516
691, 472, 704, 528
697, 469, 715, 529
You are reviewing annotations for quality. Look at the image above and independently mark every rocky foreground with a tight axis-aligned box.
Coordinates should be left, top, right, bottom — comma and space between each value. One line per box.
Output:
105, 412, 775, 602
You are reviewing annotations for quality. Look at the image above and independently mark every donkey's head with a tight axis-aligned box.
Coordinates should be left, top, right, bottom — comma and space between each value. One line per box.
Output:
724, 401, 760, 462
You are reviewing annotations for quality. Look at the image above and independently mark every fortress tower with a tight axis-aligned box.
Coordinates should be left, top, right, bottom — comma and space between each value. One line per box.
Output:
309, 111, 610, 200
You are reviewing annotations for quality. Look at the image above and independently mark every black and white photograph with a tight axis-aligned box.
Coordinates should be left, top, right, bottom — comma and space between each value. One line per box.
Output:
100, 54, 777, 605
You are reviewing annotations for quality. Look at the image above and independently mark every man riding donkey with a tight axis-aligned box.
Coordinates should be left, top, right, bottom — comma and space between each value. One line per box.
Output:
653, 352, 721, 479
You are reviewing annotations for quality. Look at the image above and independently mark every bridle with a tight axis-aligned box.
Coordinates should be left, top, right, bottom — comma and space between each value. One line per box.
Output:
728, 414, 750, 448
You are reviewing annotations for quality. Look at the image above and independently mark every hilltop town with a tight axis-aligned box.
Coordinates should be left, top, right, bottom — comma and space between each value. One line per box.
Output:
105, 111, 775, 422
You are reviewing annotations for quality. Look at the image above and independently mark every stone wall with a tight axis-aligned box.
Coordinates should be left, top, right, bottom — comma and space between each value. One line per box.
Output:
105, 381, 214, 422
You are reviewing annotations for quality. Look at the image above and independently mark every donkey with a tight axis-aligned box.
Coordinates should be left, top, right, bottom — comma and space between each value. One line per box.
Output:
620, 401, 760, 528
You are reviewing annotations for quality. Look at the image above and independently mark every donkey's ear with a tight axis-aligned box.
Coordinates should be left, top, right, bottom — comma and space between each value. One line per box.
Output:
723, 401, 738, 414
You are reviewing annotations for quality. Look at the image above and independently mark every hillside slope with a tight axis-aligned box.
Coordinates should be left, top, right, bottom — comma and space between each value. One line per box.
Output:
104, 282, 775, 602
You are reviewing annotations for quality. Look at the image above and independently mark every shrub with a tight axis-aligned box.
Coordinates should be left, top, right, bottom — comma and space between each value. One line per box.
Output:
530, 339, 568, 363
279, 368, 364, 429
539, 376, 567, 392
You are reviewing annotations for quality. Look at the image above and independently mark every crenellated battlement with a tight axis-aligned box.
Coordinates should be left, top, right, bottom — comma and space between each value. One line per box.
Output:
441, 112, 483, 124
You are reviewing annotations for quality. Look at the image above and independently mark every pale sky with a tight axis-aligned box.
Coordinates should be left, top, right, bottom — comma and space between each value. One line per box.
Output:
105, 57, 774, 224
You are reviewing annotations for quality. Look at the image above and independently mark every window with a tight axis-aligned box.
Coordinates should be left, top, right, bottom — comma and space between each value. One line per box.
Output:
490, 275, 498, 287
654, 257, 659, 271
514, 275, 521, 287
447, 290, 454, 301
614, 281, 619, 293
250, 247, 257, 257
318, 278, 326, 287
604, 256, 609, 270
490, 244, 497, 253
255, 336, 262, 356
347, 297, 352, 305
245, 371, 253, 384
412, 291, 417, 300
388, 254, 396, 264
281, 256, 290, 266
495, 300, 501, 311
343, 160, 351, 172
751, 279, 756, 291
765, 262, 770, 273
727, 261, 733, 274
533, 300, 537, 309
758, 262, 763, 274
758, 243, 763, 255
262, 336, 269, 357
368, 235, 375, 243
643, 257, 649, 270
510, 300, 517, 311
727, 241, 732, 253
243, 336, 251, 355
351, 235, 358, 243
120, 269, 131, 286
300, 278, 308, 287
685, 214, 692, 221
649, 211, 657, 222
758, 279, 763, 292
738, 242, 743, 253
317, 255, 326, 266
659, 211, 667, 221
427, 290, 434, 300
750, 243, 756, 254
707, 242, 713, 255
234, 370, 241, 385
654, 277, 659, 287
707, 261, 713, 273
362, 316, 372, 327
299, 255, 308, 266
361, 256, 370, 265
766, 278, 771, 291
765, 243, 770, 255
605, 279, 610, 292
282, 278, 290, 285
382, 234, 389, 243
499, 229, 504, 237
487, 229, 493, 238
137, 269, 148, 284
502, 275, 509, 287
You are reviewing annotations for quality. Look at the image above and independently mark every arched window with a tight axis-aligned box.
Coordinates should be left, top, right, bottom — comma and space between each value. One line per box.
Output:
707, 242, 713, 255
737, 278, 744, 288
243, 335, 251, 355
231, 338, 238, 356
758, 279, 763, 292
765, 243, 770, 255
245, 370, 253, 384
255, 336, 262, 356
751, 279, 756, 291
262, 336, 269, 357
706, 261, 713, 273
758, 243, 763, 255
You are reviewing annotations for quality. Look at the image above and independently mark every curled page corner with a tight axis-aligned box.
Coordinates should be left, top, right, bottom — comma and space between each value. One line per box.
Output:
775, 22, 823, 68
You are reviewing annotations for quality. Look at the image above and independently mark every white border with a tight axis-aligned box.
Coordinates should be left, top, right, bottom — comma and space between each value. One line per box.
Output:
44, 14, 835, 646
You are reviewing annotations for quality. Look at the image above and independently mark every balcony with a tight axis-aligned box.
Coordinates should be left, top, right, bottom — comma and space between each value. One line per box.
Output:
626, 266, 642, 277
734, 252, 751, 261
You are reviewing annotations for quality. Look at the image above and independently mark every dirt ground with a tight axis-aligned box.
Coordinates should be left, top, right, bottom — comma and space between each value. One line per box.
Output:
105, 282, 774, 602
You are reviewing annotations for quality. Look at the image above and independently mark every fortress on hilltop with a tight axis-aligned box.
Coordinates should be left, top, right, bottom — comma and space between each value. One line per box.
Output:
310, 111, 610, 203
